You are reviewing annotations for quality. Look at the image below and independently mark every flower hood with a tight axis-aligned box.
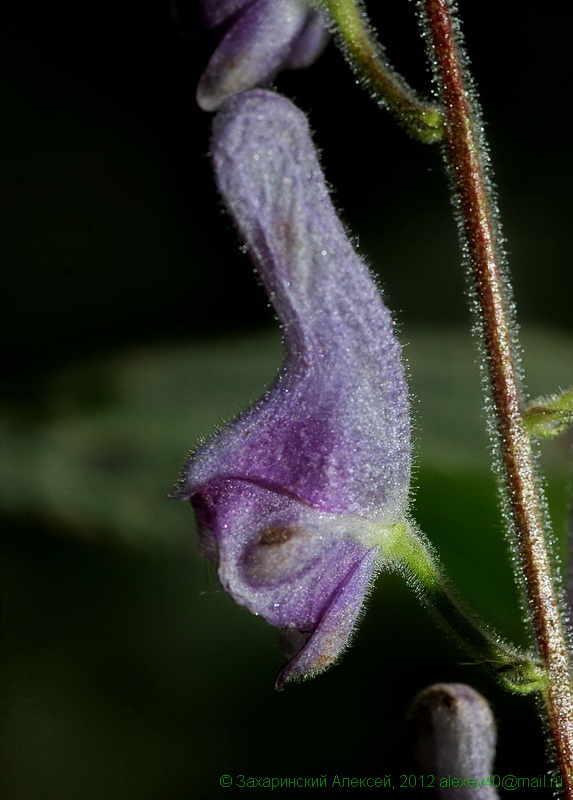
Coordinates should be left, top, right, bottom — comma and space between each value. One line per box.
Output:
175, 90, 411, 686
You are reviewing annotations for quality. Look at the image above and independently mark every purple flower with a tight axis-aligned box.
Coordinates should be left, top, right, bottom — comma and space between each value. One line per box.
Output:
195, 0, 329, 111
174, 90, 411, 686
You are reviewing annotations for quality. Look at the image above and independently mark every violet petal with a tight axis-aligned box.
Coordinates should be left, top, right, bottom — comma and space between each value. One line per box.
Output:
176, 90, 411, 682
180, 90, 410, 522
276, 549, 379, 687
196, 0, 327, 111
193, 478, 376, 628
283, 10, 329, 70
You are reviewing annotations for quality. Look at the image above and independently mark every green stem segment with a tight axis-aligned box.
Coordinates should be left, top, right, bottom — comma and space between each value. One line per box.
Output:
384, 522, 544, 694
523, 389, 573, 439
419, 0, 573, 793
316, 0, 443, 142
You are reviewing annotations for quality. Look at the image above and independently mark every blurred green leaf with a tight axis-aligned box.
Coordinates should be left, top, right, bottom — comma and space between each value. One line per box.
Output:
0, 325, 570, 546
3, 324, 570, 799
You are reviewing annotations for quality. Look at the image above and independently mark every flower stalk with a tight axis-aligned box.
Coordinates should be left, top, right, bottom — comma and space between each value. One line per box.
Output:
419, 0, 573, 791
383, 522, 544, 694
316, 0, 443, 142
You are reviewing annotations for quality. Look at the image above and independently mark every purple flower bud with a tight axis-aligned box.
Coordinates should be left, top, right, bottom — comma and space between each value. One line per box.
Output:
174, 90, 411, 686
407, 683, 498, 799
195, 0, 329, 111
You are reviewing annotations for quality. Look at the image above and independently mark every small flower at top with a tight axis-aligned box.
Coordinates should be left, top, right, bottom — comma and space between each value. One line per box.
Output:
173, 89, 411, 687
193, 0, 329, 111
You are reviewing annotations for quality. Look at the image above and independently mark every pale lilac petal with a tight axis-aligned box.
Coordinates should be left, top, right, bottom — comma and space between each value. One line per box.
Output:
196, 0, 328, 111
193, 477, 380, 687
283, 11, 329, 69
276, 549, 379, 687
197, 0, 307, 111
193, 479, 372, 629
180, 90, 410, 522
175, 90, 411, 683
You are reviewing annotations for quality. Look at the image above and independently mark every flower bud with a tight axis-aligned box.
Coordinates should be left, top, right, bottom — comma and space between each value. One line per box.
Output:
193, 0, 329, 111
407, 683, 498, 799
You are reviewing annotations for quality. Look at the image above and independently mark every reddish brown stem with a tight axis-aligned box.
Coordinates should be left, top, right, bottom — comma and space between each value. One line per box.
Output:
421, 0, 573, 792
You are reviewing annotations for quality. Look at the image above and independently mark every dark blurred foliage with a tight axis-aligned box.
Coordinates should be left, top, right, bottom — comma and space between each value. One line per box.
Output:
2, 1, 573, 798
3, 0, 573, 390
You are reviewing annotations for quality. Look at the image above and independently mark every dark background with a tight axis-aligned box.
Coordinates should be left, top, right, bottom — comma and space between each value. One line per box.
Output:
3, 0, 573, 384
2, 1, 573, 798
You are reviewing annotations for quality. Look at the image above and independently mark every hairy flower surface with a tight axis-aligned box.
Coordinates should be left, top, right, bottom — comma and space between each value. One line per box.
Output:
195, 0, 328, 111
175, 90, 411, 686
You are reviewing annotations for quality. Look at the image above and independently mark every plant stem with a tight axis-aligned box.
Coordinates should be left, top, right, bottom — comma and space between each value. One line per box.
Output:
565, 493, 573, 618
383, 521, 544, 694
420, 0, 573, 792
317, 0, 443, 142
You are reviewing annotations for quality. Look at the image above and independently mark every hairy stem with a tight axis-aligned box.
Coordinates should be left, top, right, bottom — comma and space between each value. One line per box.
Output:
383, 522, 544, 694
566, 493, 573, 618
317, 0, 443, 142
419, 0, 573, 792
